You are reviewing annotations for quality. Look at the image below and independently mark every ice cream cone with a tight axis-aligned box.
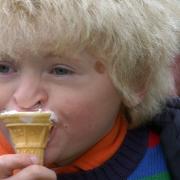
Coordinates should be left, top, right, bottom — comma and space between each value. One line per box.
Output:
0, 111, 53, 165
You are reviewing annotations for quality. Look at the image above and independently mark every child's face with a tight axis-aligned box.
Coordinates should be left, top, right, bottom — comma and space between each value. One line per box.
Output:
0, 47, 121, 165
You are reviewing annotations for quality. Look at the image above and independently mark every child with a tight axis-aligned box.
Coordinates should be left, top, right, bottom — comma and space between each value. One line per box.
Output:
0, 0, 179, 179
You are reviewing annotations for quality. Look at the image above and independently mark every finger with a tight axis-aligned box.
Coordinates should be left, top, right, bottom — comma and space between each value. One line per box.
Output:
8, 165, 57, 180
0, 154, 38, 178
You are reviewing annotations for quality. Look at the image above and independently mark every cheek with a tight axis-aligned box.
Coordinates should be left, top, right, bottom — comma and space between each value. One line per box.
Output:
55, 97, 102, 133
0, 85, 14, 110
48, 100, 107, 160
46, 91, 120, 164
0, 85, 15, 138
46, 98, 103, 157
51, 89, 120, 142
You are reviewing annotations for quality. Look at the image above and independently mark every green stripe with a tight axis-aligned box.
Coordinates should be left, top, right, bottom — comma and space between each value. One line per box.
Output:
138, 172, 171, 180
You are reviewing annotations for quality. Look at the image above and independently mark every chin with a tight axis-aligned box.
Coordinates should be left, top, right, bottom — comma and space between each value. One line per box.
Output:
44, 146, 59, 165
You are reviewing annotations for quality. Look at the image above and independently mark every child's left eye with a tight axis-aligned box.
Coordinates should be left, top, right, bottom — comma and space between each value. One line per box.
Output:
0, 64, 15, 74
50, 66, 74, 76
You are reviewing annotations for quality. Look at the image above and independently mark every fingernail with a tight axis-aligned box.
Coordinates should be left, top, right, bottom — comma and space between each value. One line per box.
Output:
30, 156, 39, 164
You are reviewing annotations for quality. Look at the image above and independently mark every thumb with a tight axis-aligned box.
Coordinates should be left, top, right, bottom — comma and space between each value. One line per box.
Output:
0, 154, 38, 178
8, 165, 57, 180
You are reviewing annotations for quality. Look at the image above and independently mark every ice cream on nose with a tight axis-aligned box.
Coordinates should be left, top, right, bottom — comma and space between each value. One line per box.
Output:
0, 111, 54, 165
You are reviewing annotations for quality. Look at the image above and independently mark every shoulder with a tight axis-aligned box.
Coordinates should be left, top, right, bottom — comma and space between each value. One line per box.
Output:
151, 97, 180, 130
150, 97, 180, 180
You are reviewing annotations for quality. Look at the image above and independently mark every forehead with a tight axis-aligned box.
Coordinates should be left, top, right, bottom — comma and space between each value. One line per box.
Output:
0, 35, 83, 62
0, 33, 63, 56
0, 17, 85, 60
0, 43, 99, 70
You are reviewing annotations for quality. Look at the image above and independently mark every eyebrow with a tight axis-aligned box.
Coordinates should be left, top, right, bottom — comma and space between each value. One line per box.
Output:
0, 53, 14, 60
44, 52, 78, 63
0, 53, 21, 65
44, 52, 62, 58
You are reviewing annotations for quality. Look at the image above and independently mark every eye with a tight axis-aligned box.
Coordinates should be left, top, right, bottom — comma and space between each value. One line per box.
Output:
0, 63, 15, 74
50, 65, 74, 76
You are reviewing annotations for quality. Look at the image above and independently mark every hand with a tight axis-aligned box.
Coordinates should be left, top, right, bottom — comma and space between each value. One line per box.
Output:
0, 154, 56, 180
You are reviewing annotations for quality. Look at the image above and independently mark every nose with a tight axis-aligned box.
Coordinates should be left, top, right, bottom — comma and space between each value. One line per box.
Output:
12, 75, 48, 111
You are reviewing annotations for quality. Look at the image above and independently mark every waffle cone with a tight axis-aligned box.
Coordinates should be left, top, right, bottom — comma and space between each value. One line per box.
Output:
0, 112, 53, 165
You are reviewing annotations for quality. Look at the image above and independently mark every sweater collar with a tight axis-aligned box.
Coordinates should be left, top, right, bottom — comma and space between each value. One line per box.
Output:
57, 126, 148, 179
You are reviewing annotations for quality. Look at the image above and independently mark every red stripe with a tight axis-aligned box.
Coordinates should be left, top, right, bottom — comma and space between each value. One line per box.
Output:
148, 131, 160, 147
0, 131, 14, 155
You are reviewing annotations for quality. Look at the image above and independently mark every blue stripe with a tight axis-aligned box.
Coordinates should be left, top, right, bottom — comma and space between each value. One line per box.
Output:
128, 144, 168, 180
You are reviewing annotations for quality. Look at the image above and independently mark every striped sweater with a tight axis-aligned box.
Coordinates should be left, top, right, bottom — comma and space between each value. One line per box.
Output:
57, 127, 171, 180
128, 130, 170, 180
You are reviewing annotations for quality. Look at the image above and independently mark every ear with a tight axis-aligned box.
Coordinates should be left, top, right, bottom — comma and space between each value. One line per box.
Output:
111, 56, 152, 108
119, 72, 150, 108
